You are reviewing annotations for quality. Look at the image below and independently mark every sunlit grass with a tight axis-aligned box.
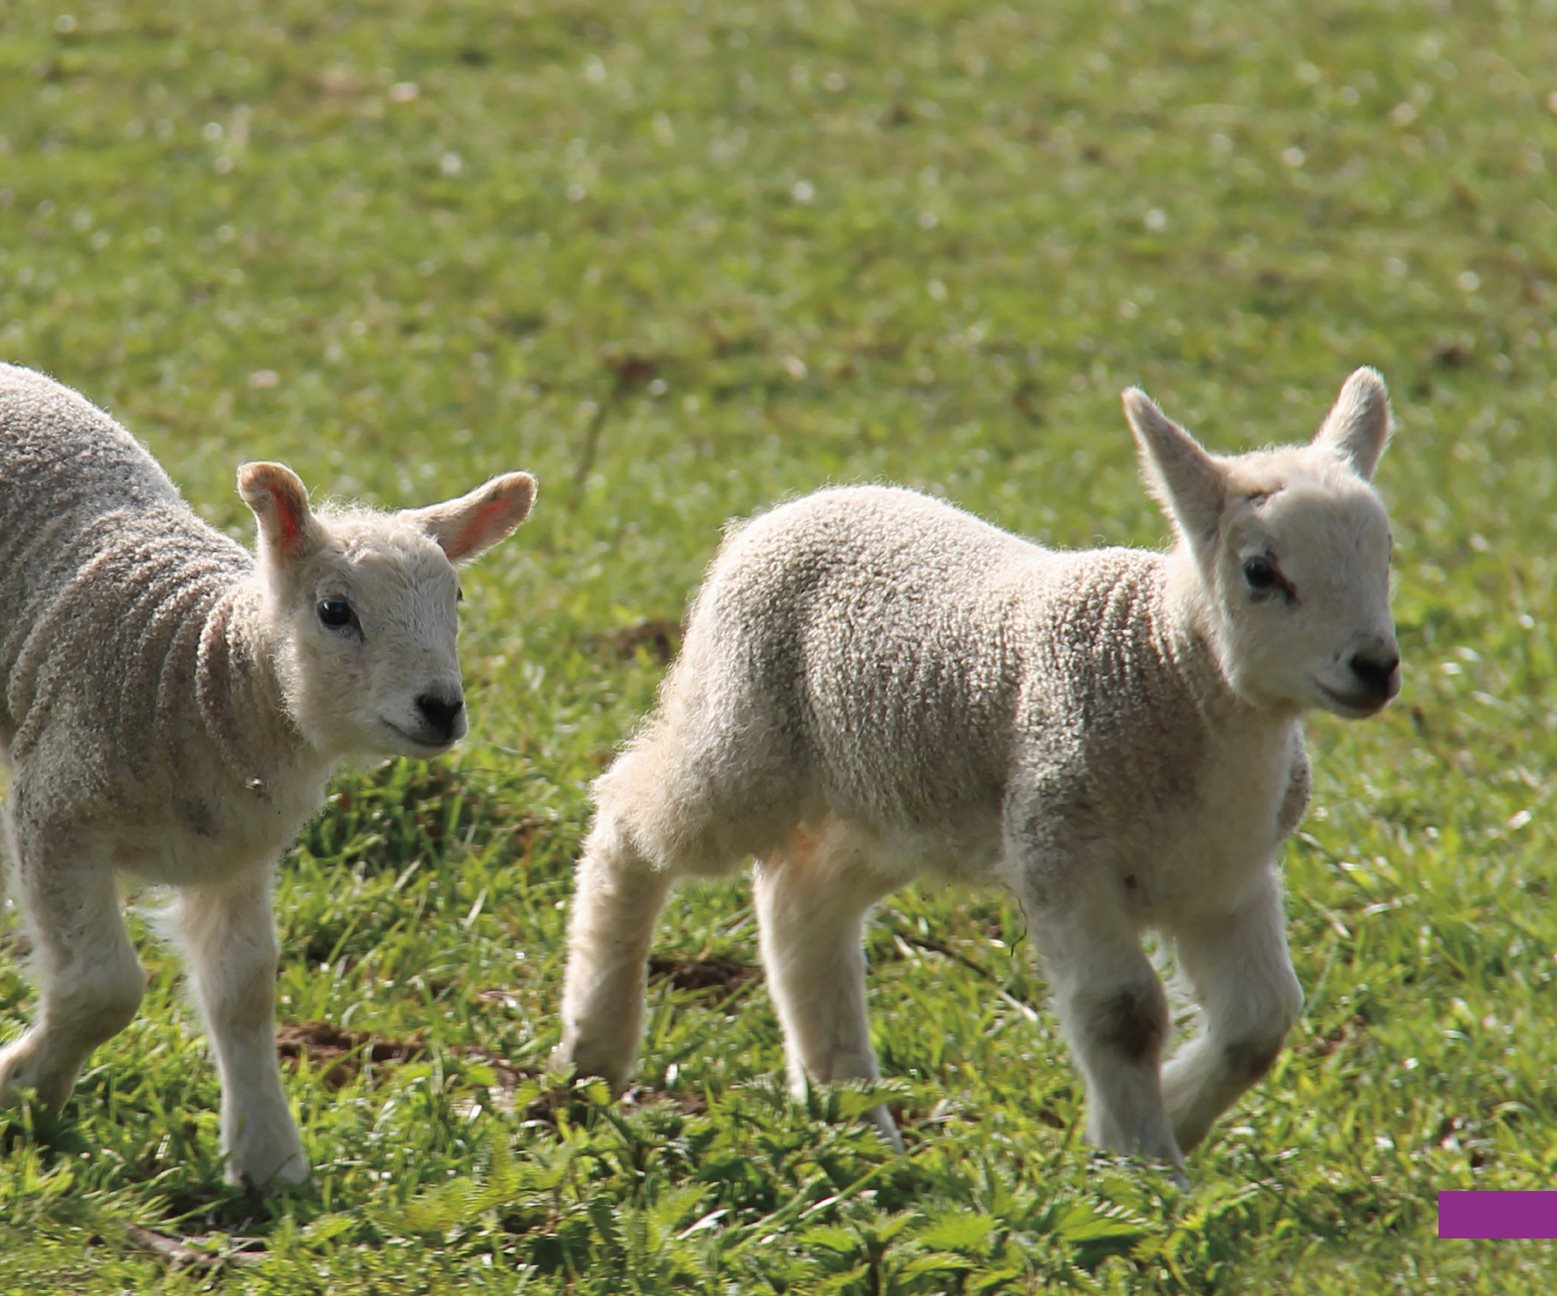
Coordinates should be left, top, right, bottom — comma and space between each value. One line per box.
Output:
3, 0, 1557, 1289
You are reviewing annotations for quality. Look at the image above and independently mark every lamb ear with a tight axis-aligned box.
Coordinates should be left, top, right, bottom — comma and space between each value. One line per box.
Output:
402, 471, 536, 563
238, 461, 321, 561
1313, 367, 1391, 481
1122, 388, 1226, 550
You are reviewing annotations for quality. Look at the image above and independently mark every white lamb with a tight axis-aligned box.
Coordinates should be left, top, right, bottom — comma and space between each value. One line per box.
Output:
556, 368, 1400, 1179
0, 363, 534, 1187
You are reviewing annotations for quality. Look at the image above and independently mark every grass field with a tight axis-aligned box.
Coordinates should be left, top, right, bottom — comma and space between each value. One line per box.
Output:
3, 0, 1557, 1290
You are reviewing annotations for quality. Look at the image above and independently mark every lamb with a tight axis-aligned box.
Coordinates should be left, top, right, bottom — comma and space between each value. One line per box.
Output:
555, 368, 1400, 1179
0, 363, 535, 1187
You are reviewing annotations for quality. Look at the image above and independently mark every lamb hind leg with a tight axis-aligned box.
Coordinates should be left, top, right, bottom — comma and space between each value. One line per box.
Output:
556, 721, 799, 1093
754, 822, 902, 1150
1161, 866, 1302, 1153
554, 813, 677, 1092
0, 824, 143, 1108
170, 863, 308, 1187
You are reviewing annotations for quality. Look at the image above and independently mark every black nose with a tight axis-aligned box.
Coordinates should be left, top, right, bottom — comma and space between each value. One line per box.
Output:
415, 693, 465, 739
1349, 652, 1401, 699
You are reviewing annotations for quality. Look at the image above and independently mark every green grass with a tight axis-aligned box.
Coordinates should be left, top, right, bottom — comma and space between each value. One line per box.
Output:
4, 0, 1557, 1289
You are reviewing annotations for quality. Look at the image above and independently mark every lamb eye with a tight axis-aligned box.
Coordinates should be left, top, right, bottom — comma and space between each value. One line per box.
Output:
1243, 557, 1277, 591
317, 597, 354, 628
456, 585, 465, 604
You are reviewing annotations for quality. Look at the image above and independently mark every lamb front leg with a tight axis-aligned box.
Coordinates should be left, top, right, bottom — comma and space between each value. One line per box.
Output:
1161, 865, 1303, 1153
1017, 869, 1187, 1182
0, 819, 144, 1107
170, 861, 308, 1187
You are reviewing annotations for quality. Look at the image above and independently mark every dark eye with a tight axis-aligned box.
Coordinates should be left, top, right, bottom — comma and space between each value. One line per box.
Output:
317, 597, 355, 629
456, 585, 464, 604
1243, 557, 1277, 591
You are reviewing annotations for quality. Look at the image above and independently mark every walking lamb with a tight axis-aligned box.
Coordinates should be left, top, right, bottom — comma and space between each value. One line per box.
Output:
0, 363, 535, 1186
556, 368, 1400, 1180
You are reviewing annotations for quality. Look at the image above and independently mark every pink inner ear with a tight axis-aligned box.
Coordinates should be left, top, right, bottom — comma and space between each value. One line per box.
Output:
272, 488, 301, 549
451, 496, 511, 556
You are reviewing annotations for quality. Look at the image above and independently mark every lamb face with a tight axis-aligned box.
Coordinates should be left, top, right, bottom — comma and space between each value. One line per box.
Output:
1212, 470, 1397, 717
239, 462, 534, 762
1124, 367, 1399, 720
275, 525, 468, 757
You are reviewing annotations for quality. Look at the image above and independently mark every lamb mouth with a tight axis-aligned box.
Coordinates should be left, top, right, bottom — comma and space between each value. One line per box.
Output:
380, 720, 457, 752
1313, 681, 1390, 718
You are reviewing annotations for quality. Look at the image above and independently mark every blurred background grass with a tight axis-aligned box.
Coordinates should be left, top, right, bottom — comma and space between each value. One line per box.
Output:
3, 0, 1556, 1290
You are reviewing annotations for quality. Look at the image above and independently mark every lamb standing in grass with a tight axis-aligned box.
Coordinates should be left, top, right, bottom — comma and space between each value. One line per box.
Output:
556, 368, 1400, 1179
0, 363, 535, 1186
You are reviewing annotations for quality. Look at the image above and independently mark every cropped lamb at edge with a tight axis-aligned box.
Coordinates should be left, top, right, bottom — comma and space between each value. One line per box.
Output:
555, 367, 1401, 1181
0, 362, 536, 1188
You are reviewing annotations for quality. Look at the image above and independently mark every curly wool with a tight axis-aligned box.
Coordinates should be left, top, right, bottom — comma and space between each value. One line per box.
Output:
0, 365, 314, 851
609, 484, 1288, 911
0, 365, 532, 856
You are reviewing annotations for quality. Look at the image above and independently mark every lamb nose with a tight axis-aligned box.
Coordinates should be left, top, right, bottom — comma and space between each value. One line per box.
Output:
416, 693, 465, 738
1349, 652, 1401, 699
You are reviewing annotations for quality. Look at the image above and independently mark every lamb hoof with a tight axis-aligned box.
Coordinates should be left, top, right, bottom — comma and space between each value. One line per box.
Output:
549, 1038, 628, 1096
865, 1102, 906, 1154
0, 1037, 75, 1109
225, 1145, 311, 1191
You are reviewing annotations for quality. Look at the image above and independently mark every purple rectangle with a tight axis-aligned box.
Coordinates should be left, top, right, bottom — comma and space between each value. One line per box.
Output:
1439, 1191, 1557, 1239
